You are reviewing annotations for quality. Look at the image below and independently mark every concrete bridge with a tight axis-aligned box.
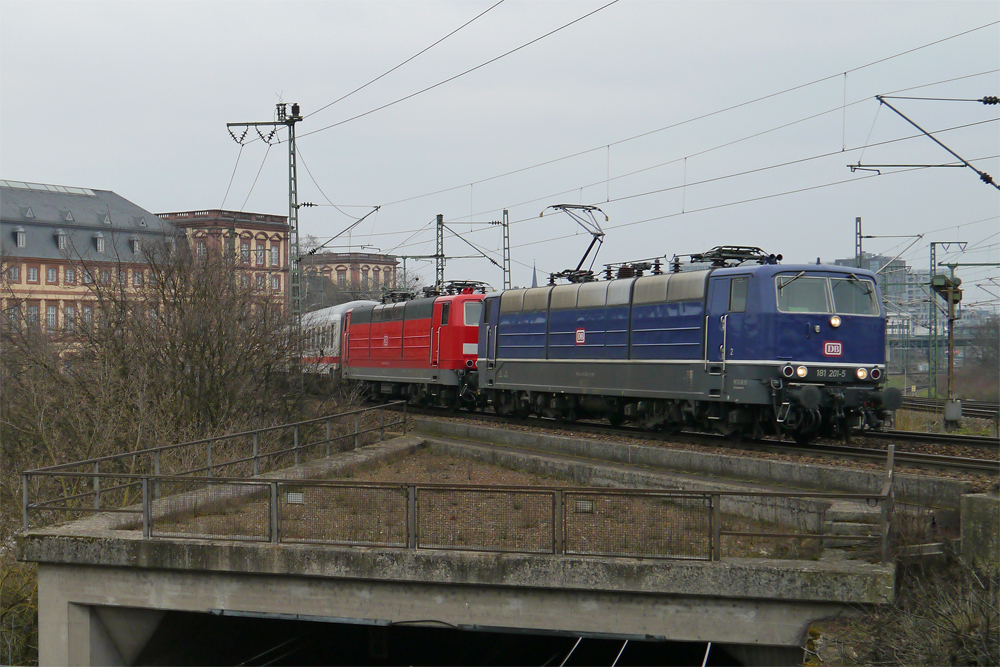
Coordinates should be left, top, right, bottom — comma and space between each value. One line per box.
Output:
19, 410, 904, 666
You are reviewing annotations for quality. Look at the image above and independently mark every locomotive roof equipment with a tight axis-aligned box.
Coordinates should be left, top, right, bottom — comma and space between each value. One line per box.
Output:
683, 245, 784, 268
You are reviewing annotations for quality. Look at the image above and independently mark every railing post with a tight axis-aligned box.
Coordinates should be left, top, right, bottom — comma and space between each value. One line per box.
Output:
141, 478, 150, 539
380, 408, 385, 441
93, 462, 100, 510
402, 401, 408, 436
407, 485, 417, 550
153, 451, 161, 500
354, 414, 360, 450
710, 494, 722, 561
207, 442, 213, 477
270, 482, 279, 544
21, 473, 29, 532
253, 433, 260, 477
294, 424, 300, 467
554, 490, 564, 555
325, 419, 331, 458
880, 445, 895, 563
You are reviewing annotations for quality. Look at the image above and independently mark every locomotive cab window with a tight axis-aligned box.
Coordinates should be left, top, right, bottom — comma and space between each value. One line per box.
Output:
776, 275, 831, 313
831, 277, 879, 315
440, 302, 450, 325
464, 301, 483, 326
729, 277, 748, 313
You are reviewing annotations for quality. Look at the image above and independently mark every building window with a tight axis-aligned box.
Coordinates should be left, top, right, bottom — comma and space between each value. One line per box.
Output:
27, 267, 39, 283
82, 305, 93, 326
83, 270, 93, 284
65, 267, 76, 284
46, 305, 57, 330
240, 274, 250, 288
14, 227, 26, 247
255, 274, 265, 290
8, 266, 19, 282
270, 245, 279, 267
256, 244, 265, 266
6, 304, 20, 328
100, 269, 110, 284
47, 267, 58, 284
95, 233, 105, 253
56, 230, 67, 250
65, 305, 76, 332
26, 304, 39, 326
241, 242, 250, 264
372, 272, 380, 288
361, 269, 369, 289
196, 240, 207, 259
384, 268, 392, 287
118, 270, 128, 286
133, 270, 143, 287
131, 238, 141, 254
337, 271, 346, 288
270, 275, 281, 291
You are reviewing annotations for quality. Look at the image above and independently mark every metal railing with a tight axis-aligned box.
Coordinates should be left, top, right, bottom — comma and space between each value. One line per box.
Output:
21, 409, 896, 562
22, 402, 407, 531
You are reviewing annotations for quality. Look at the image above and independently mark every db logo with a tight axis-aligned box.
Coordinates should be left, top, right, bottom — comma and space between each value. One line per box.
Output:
575, 328, 586, 345
823, 341, 843, 357
383, 334, 389, 347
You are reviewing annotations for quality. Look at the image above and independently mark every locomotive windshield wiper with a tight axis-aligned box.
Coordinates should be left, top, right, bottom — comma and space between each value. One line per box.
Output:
846, 273, 874, 295
778, 271, 805, 292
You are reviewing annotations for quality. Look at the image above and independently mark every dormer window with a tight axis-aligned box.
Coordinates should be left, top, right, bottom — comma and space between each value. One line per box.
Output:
63, 211, 75, 222
56, 229, 67, 250
130, 235, 141, 254
139, 217, 147, 227
21, 207, 34, 219
103, 214, 111, 225
94, 232, 105, 253
13, 226, 26, 248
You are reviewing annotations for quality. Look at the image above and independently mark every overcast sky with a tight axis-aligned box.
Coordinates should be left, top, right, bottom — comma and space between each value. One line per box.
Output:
2, 1, 998, 307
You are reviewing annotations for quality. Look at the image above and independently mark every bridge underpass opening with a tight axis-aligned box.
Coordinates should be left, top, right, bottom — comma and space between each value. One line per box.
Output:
134, 610, 746, 666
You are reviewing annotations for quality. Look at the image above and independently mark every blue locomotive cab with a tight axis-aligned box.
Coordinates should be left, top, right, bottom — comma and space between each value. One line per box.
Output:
706, 263, 901, 440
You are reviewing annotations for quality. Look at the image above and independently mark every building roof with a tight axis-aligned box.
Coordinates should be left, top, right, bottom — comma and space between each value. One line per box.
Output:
1, 180, 179, 263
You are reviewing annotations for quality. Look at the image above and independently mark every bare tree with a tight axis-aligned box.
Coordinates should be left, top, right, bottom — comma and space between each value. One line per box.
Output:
0, 243, 299, 665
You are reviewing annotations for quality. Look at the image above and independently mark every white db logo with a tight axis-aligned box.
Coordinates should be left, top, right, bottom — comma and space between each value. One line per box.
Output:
823, 341, 843, 357
575, 328, 586, 345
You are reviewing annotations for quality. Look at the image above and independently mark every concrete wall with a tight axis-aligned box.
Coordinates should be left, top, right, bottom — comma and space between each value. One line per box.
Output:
413, 419, 970, 509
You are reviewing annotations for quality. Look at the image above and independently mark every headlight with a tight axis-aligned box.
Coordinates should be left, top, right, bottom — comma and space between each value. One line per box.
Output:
856, 368, 868, 380
796, 366, 808, 378
830, 315, 842, 328
870, 368, 882, 380
781, 365, 795, 378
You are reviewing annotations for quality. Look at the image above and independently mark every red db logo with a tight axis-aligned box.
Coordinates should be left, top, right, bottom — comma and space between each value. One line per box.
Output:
575, 328, 586, 345
823, 341, 843, 357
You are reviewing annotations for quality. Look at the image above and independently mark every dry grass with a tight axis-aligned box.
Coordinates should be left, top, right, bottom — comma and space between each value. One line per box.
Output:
139, 449, 833, 560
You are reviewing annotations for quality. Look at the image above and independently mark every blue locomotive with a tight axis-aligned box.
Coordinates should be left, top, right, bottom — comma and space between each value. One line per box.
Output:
476, 247, 902, 442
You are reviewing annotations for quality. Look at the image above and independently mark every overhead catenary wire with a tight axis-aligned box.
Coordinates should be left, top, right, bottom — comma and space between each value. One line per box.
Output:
368, 23, 999, 208
298, 0, 622, 139
220, 143, 244, 209
305, 0, 507, 120
240, 143, 272, 212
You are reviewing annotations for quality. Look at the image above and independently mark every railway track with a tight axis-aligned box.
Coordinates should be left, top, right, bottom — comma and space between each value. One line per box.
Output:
901, 397, 1000, 420
401, 405, 999, 477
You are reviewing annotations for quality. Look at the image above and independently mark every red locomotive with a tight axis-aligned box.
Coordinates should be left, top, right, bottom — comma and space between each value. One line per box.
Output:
341, 282, 487, 409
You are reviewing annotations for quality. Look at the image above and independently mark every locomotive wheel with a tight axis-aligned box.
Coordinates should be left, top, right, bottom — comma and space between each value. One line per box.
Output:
608, 413, 625, 427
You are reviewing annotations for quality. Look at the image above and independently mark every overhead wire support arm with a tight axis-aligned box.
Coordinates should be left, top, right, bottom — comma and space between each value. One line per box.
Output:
305, 206, 381, 256
873, 94, 1000, 189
